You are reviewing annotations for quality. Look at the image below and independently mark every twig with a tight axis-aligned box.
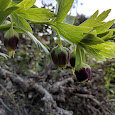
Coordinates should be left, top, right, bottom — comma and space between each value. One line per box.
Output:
74, 93, 112, 115
0, 98, 12, 112
32, 83, 73, 115
75, 93, 101, 106
0, 84, 22, 115
0, 67, 73, 115
50, 77, 74, 93
0, 67, 29, 91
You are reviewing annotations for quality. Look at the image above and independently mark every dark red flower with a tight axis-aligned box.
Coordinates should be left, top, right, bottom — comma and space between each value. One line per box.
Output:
70, 51, 76, 67
4, 28, 19, 58
51, 45, 70, 68
4, 36, 19, 51
75, 67, 91, 82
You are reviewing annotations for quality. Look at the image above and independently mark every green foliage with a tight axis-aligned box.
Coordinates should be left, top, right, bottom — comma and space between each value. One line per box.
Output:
0, 23, 11, 31
0, 6, 18, 25
105, 65, 115, 99
13, 0, 23, 4
25, 31, 50, 54
15, 8, 55, 22
0, 53, 8, 59
0, 0, 12, 11
80, 42, 115, 60
53, 22, 93, 43
55, 0, 74, 22
75, 45, 85, 66
64, 15, 76, 25
16, 0, 36, 10
93, 19, 115, 34
10, 0, 36, 32
11, 12, 32, 32
0, 0, 115, 61
79, 9, 111, 27
81, 31, 104, 45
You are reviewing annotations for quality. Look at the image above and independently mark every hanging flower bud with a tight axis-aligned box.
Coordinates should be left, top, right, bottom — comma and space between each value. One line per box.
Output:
51, 45, 70, 68
75, 63, 91, 82
4, 28, 19, 58
70, 51, 76, 67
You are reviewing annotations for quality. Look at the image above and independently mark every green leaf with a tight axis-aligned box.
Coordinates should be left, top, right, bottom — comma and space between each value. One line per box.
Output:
13, 0, 23, 4
93, 9, 111, 25
25, 31, 50, 54
14, 28, 27, 34
16, 0, 36, 10
0, 53, 9, 59
81, 42, 115, 60
81, 31, 104, 45
79, 9, 111, 27
0, 0, 11, 11
55, 0, 74, 22
0, 6, 19, 25
93, 19, 115, 34
54, 22, 93, 43
0, 23, 11, 31
11, 12, 32, 32
16, 8, 55, 22
97, 29, 115, 41
101, 31, 113, 41
79, 10, 99, 27
63, 15, 75, 25
81, 43, 105, 60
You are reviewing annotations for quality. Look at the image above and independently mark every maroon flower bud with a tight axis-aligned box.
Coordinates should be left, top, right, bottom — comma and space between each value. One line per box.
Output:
4, 36, 19, 51
70, 51, 76, 67
75, 64, 91, 82
4, 28, 19, 58
51, 45, 70, 68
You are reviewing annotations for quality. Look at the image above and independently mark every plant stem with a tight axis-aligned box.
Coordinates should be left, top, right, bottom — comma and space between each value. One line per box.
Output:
10, 17, 13, 29
75, 44, 83, 68
73, 44, 76, 52
77, 45, 82, 64
51, 25, 62, 46
56, 30, 62, 46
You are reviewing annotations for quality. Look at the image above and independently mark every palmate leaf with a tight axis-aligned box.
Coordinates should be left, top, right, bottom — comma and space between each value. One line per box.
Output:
16, 0, 36, 10
99, 31, 113, 41
15, 8, 55, 22
11, 12, 32, 32
0, 23, 11, 31
81, 33, 104, 45
13, 0, 23, 4
93, 19, 115, 34
80, 42, 115, 60
55, 0, 74, 22
53, 22, 93, 43
78, 9, 115, 46
80, 30, 104, 45
0, 6, 19, 25
63, 15, 76, 25
0, 0, 11, 11
79, 9, 111, 27
97, 28, 115, 41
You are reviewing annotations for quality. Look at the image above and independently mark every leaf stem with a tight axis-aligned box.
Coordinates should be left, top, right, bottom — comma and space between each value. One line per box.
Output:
51, 25, 62, 46
73, 44, 76, 52
56, 30, 62, 46
77, 45, 82, 64
75, 44, 83, 68
10, 17, 13, 29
